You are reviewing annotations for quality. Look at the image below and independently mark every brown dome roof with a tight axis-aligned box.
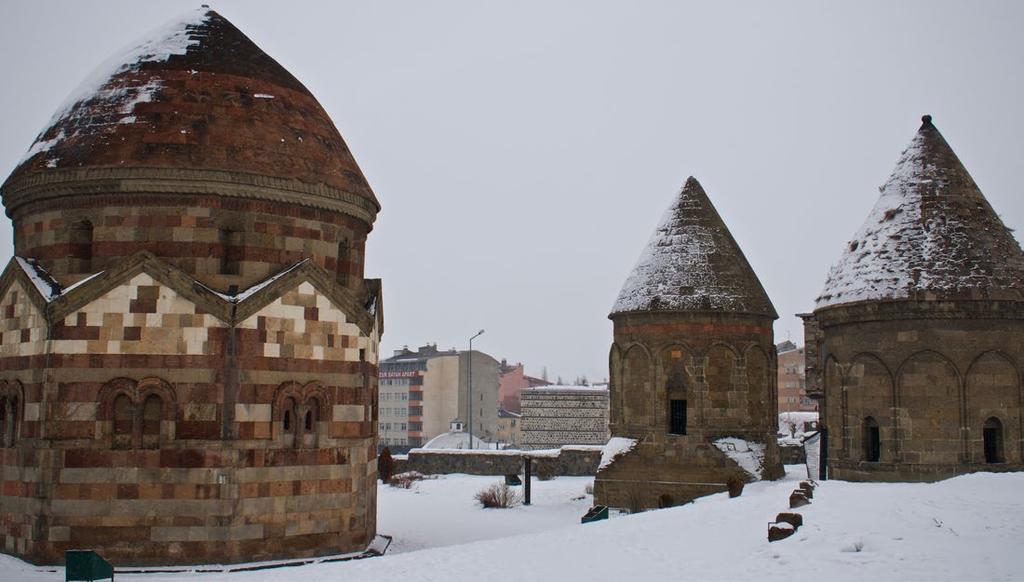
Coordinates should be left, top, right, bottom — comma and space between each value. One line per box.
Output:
2, 8, 379, 216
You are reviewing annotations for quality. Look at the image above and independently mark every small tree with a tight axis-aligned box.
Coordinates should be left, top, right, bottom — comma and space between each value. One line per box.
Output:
378, 447, 394, 484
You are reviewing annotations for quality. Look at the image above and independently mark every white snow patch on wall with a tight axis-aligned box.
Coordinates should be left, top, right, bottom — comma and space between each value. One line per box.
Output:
598, 436, 637, 470
713, 437, 765, 480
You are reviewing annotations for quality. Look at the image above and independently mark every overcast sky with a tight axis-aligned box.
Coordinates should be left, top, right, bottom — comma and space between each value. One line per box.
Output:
1, 1, 1022, 382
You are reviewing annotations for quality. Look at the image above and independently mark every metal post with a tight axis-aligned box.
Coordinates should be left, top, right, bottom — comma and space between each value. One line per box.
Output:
467, 329, 484, 450
524, 457, 532, 505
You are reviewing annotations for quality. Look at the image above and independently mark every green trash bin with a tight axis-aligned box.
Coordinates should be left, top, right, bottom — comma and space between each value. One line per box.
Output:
66, 550, 114, 582
581, 505, 609, 524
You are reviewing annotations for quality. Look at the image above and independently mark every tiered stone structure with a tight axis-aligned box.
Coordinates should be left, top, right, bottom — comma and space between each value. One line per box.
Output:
595, 177, 784, 510
520, 386, 609, 449
803, 116, 1024, 481
0, 9, 382, 565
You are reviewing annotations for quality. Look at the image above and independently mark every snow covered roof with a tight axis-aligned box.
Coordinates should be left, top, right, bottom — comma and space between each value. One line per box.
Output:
522, 384, 608, 393
816, 116, 1024, 309
2, 8, 379, 213
421, 431, 492, 450
611, 177, 777, 318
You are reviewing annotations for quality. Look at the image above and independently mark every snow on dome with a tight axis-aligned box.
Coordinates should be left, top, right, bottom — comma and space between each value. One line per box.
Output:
611, 177, 776, 318
422, 431, 493, 450
816, 117, 1024, 308
19, 8, 211, 165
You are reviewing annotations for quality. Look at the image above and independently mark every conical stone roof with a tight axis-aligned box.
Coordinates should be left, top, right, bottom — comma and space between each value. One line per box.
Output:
816, 116, 1024, 308
611, 177, 777, 318
2, 8, 378, 215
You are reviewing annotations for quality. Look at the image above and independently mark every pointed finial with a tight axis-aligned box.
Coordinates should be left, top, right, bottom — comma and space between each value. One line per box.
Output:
921, 114, 933, 127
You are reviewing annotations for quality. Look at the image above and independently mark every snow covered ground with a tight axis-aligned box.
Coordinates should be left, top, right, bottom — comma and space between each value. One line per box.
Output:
379, 474, 594, 553
2, 467, 1022, 581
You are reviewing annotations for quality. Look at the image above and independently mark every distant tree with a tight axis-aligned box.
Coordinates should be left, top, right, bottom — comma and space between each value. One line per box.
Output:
580, 375, 589, 386
378, 447, 394, 483
556, 376, 564, 385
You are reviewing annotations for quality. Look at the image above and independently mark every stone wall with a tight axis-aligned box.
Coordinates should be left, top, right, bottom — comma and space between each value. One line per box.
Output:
811, 300, 1024, 482
520, 387, 609, 449
0, 255, 381, 566
596, 310, 785, 511
393, 446, 602, 477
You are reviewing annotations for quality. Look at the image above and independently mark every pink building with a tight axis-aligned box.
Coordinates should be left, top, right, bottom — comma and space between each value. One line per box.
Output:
498, 360, 550, 413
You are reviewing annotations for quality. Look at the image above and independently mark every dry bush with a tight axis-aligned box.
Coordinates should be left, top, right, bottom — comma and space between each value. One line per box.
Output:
585, 482, 594, 495
389, 471, 426, 489
475, 482, 522, 508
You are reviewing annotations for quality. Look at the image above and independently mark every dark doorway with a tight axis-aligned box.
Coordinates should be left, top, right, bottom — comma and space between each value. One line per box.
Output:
669, 399, 687, 435
984, 417, 1004, 464
863, 417, 880, 462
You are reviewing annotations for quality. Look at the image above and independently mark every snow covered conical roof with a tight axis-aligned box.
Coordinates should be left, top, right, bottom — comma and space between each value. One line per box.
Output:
611, 177, 777, 318
816, 116, 1024, 308
2, 8, 378, 214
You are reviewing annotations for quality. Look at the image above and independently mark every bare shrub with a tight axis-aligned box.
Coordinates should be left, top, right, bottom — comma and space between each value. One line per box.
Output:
389, 471, 426, 489
585, 482, 594, 495
475, 482, 522, 508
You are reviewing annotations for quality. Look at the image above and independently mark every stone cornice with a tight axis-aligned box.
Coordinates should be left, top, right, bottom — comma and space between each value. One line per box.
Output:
0, 252, 380, 337
1, 166, 380, 225
813, 298, 1024, 328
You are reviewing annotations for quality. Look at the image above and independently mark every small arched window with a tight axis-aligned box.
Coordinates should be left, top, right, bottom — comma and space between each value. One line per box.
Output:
863, 417, 880, 462
113, 394, 134, 450
984, 417, 1005, 464
141, 394, 163, 450
70, 220, 94, 274
283, 397, 297, 433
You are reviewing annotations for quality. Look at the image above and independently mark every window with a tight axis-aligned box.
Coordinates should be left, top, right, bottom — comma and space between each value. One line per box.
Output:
669, 399, 687, 435
141, 394, 162, 449
864, 417, 880, 462
113, 394, 134, 450
984, 417, 1004, 464
0, 396, 15, 448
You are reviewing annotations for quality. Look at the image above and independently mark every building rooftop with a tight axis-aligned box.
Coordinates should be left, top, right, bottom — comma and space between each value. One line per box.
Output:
612, 177, 777, 318
816, 116, 1024, 308
2, 8, 378, 215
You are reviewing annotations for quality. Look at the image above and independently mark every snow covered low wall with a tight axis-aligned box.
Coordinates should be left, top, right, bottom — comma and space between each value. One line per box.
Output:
393, 446, 603, 477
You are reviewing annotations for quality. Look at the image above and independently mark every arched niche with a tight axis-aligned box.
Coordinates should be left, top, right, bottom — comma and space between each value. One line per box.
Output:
966, 352, 1020, 464
744, 346, 770, 431
660, 345, 694, 435
846, 353, 894, 462
897, 351, 961, 466
621, 344, 652, 426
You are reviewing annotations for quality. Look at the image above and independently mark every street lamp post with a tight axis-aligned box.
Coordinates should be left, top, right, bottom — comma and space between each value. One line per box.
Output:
467, 329, 485, 450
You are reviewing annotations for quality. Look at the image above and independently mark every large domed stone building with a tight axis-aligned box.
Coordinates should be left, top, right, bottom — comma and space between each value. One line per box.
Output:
595, 177, 783, 510
803, 116, 1024, 481
0, 9, 382, 565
